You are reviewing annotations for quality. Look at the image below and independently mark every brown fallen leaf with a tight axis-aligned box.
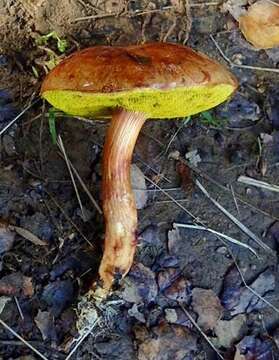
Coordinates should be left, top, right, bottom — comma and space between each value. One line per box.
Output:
239, 0, 279, 49
137, 323, 197, 360
158, 268, 191, 302
122, 263, 158, 305
191, 288, 223, 331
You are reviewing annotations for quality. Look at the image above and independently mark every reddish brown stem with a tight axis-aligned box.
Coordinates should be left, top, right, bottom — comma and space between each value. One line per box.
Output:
99, 108, 146, 290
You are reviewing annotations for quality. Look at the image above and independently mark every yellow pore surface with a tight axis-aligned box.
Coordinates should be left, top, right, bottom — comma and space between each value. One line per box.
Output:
42, 84, 235, 119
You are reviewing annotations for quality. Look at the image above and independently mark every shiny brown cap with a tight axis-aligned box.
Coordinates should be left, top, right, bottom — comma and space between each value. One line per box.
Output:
41, 42, 237, 94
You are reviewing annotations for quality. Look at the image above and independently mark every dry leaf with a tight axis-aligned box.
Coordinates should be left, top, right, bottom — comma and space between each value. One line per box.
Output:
122, 263, 158, 305
158, 268, 191, 302
221, 268, 275, 315
239, 0, 279, 49
235, 335, 273, 359
137, 323, 197, 360
12, 225, 47, 246
191, 288, 223, 331
131, 164, 148, 210
0, 272, 34, 297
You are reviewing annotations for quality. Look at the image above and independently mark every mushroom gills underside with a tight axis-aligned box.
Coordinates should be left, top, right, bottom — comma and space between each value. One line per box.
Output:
42, 84, 234, 119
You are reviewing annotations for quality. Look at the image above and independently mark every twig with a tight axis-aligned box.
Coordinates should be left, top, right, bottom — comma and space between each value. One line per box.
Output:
45, 190, 94, 248
179, 304, 224, 360
136, 155, 172, 183
145, 174, 260, 261
153, 198, 189, 204
196, 180, 272, 252
165, 117, 191, 155
0, 98, 40, 136
174, 223, 258, 256
74, 2, 219, 22
57, 152, 102, 215
230, 185, 241, 217
210, 35, 279, 74
69, 159, 102, 214
183, 158, 279, 222
266, 0, 279, 6
228, 248, 279, 314
0, 318, 48, 360
57, 136, 86, 221
238, 175, 279, 193
144, 175, 200, 222
129, 6, 173, 17
189, 1, 219, 6
14, 297, 24, 320
73, 12, 118, 22
65, 319, 100, 360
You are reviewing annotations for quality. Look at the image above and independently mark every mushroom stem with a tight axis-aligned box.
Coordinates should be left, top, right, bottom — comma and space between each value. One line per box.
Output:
99, 108, 147, 290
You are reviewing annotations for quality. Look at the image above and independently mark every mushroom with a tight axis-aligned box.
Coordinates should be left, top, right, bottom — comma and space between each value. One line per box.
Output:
41, 42, 238, 291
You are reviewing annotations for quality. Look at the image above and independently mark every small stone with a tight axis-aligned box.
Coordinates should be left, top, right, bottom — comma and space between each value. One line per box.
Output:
3, 134, 17, 156
216, 246, 228, 254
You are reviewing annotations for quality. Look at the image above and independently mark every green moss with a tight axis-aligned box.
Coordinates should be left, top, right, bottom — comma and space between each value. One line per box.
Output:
42, 84, 234, 119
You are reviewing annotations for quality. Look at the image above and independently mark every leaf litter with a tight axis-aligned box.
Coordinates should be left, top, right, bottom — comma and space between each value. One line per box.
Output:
221, 267, 276, 316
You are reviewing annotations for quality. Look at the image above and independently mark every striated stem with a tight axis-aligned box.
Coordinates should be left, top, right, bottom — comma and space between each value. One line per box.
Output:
99, 108, 146, 290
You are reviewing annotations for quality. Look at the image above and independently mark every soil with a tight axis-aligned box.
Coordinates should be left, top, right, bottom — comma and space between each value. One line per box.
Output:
1, 0, 279, 359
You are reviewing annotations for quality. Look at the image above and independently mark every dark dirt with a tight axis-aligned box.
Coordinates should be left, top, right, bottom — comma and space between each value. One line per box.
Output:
1, 0, 279, 359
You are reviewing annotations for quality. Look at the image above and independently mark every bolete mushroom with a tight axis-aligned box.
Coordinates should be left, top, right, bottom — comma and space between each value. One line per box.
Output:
41, 42, 238, 291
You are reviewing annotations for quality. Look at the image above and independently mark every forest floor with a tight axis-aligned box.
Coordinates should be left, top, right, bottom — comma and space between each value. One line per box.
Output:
1, 0, 279, 359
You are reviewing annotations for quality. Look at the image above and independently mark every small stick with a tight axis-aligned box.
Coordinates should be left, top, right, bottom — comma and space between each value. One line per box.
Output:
230, 185, 241, 217
173, 223, 258, 256
238, 175, 279, 193
210, 35, 279, 74
57, 152, 102, 215
196, 180, 272, 252
181, 156, 279, 222
266, 0, 279, 6
57, 136, 87, 221
227, 248, 279, 314
14, 297, 24, 320
45, 190, 94, 248
65, 319, 99, 360
144, 175, 200, 222
0, 318, 48, 360
179, 304, 224, 360
0, 98, 40, 136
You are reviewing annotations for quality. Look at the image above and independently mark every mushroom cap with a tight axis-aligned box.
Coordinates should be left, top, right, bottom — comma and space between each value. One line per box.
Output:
41, 42, 238, 118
